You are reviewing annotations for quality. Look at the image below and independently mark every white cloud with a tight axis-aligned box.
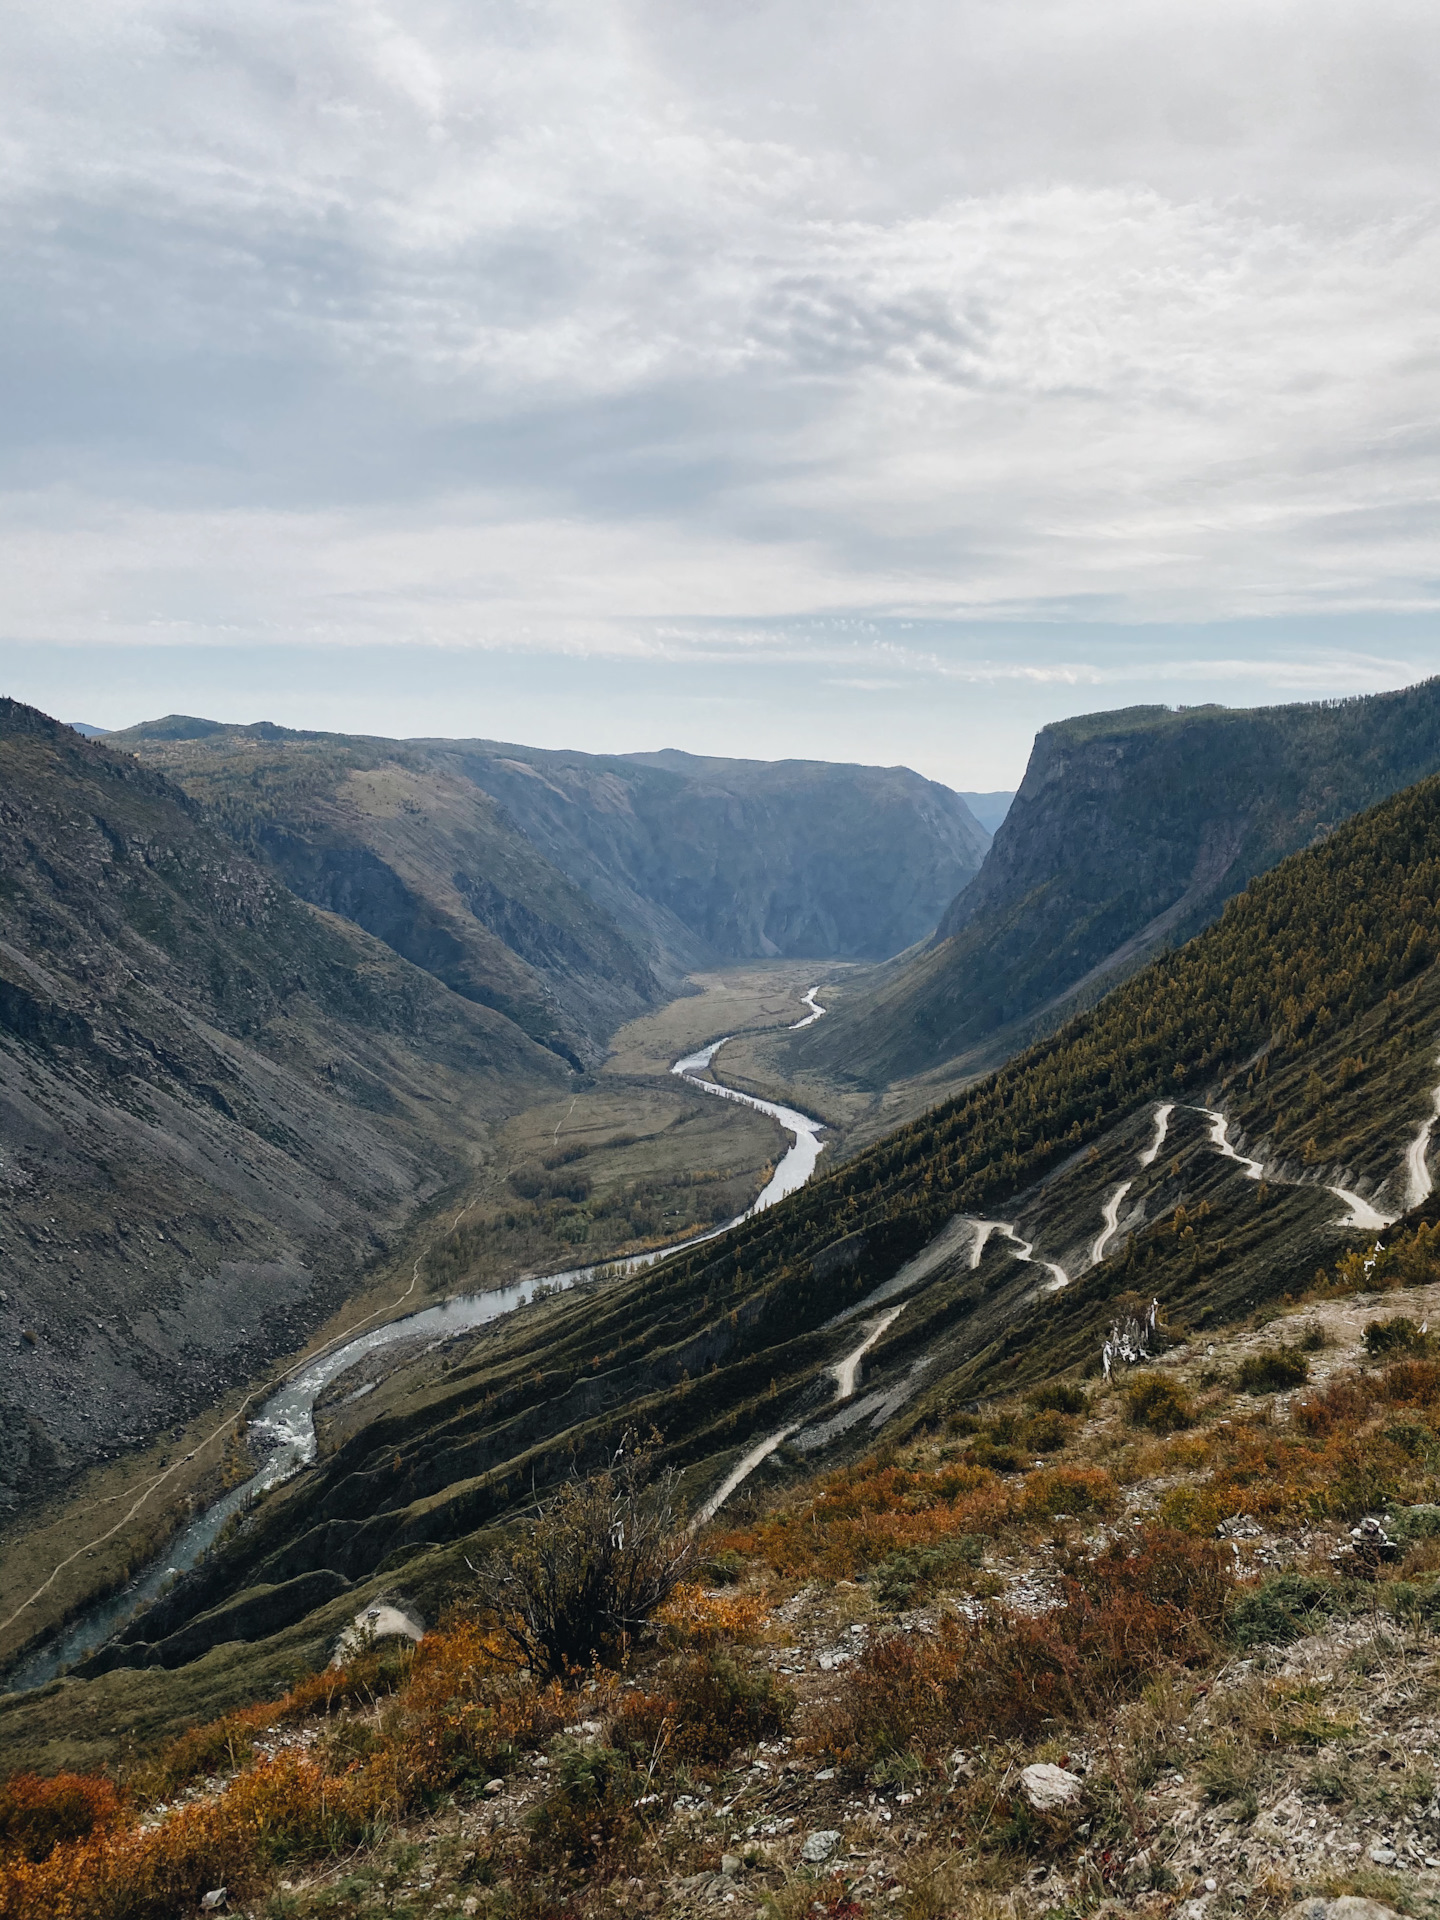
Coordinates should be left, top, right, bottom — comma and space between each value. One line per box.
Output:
0, 0, 1436, 665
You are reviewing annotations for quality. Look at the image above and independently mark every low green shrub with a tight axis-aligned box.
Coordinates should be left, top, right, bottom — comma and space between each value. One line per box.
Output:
1365, 1316, 1433, 1358
874, 1534, 985, 1609
1226, 1572, 1348, 1648
700, 1547, 747, 1587
668, 1649, 794, 1764
1028, 1382, 1088, 1417
1388, 1503, 1440, 1547
526, 1741, 642, 1868
1236, 1348, 1309, 1393
1125, 1372, 1194, 1433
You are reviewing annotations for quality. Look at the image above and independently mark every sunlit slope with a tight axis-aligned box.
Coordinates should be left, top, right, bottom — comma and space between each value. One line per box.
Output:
798, 679, 1440, 1087
78, 765, 1440, 1698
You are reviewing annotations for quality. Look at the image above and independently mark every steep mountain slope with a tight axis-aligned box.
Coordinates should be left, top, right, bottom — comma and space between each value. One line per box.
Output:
105, 722, 662, 1069
557, 745, 989, 958
113, 726, 988, 1038
798, 679, 1440, 1087
55, 760, 1440, 1700
0, 702, 570, 1513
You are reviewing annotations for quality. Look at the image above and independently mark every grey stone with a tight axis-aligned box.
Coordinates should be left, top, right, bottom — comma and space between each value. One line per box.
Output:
1020, 1762, 1084, 1811
1282, 1900, 1404, 1920
720, 1853, 742, 1877
801, 1829, 841, 1864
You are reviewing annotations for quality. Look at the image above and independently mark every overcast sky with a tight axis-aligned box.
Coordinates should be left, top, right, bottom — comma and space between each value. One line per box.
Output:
1, 0, 1437, 785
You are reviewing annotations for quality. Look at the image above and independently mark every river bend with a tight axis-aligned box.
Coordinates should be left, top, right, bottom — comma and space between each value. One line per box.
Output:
6, 1013, 828, 1690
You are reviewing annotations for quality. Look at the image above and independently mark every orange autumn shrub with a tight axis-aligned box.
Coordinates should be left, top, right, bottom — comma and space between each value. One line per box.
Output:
608, 1688, 678, 1769
0, 1772, 121, 1865
665, 1649, 794, 1765
1379, 1358, 1440, 1407
1020, 1466, 1117, 1520
0, 1620, 567, 1920
0, 1751, 355, 1920
812, 1526, 1228, 1770
656, 1582, 770, 1647
135, 1636, 429, 1804
1153, 1356, 1440, 1535
714, 1457, 1014, 1578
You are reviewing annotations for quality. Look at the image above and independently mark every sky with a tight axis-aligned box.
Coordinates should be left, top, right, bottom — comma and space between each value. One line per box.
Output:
1, 0, 1437, 788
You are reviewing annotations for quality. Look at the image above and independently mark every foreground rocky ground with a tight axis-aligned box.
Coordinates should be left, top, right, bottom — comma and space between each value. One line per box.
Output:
8, 1236, 1440, 1920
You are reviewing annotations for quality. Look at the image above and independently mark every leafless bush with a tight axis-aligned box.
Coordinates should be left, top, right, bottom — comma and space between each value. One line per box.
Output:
473, 1433, 694, 1679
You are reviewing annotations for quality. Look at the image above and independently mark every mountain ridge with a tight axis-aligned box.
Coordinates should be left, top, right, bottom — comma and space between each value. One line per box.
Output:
108, 719, 989, 1062
0, 699, 572, 1517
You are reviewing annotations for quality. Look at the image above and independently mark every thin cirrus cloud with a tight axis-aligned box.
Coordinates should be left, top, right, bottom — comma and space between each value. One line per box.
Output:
0, 0, 1437, 778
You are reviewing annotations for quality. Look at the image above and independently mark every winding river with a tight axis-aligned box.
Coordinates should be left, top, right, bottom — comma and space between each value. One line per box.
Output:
5, 1005, 829, 1692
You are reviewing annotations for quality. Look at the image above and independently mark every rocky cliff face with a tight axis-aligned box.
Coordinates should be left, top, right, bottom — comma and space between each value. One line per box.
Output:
801, 679, 1440, 1086
107, 725, 664, 1070
0, 703, 568, 1510
457, 744, 989, 965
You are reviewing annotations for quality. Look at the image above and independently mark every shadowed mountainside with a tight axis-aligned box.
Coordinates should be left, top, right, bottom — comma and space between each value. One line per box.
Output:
0, 701, 571, 1513
110, 724, 988, 1066
795, 680, 1440, 1088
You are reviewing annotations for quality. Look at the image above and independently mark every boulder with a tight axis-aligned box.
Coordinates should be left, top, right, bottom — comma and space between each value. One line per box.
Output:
1283, 1900, 1403, 1920
1020, 1763, 1083, 1811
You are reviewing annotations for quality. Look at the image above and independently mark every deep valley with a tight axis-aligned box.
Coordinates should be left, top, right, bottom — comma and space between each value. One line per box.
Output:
10, 687, 1440, 1920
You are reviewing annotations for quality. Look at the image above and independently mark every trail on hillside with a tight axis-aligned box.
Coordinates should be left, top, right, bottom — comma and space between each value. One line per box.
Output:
692, 1301, 910, 1526
1406, 1058, 1440, 1208
1082, 1094, 1406, 1277
1090, 1180, 1135, 1266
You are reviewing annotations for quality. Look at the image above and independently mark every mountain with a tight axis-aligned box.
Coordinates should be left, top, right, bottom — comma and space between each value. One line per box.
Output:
957, 789, 1014, 834
0, 700, 570, 1514
110, 725, 989, 1057
796, 680, 1440, 1088
45, 758, 1440, 1715
105, 720, 664, 1069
